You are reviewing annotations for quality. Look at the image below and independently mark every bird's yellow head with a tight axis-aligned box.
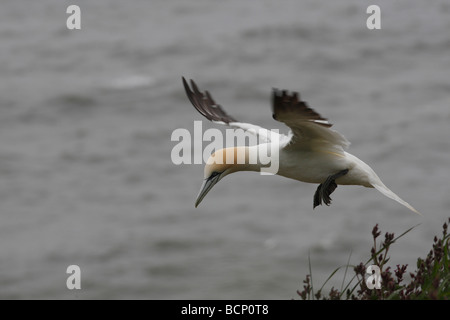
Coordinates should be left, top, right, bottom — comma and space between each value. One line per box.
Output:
195, 147, 252, 207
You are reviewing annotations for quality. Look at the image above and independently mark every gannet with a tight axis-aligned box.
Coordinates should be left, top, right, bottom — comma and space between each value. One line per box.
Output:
182, 77, 420, 214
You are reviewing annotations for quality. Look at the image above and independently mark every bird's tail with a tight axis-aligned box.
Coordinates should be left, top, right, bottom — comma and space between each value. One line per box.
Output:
371, 180, 421, 215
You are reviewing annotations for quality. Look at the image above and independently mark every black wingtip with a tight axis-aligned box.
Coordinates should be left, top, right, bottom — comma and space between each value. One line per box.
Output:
271, 87, 333, 128
181, 77, 238, 124
182, 76, 191, 94
181, 76, 188, 87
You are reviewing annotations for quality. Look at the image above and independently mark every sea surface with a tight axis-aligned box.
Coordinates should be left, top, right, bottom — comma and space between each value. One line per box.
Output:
0, 0, 449, 299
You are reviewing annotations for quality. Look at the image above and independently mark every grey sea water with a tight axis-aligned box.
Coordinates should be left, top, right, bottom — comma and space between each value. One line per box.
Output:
0, 0, 449, 299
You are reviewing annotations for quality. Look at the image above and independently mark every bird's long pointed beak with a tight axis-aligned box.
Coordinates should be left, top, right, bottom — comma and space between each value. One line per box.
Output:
195, 175, 220, 208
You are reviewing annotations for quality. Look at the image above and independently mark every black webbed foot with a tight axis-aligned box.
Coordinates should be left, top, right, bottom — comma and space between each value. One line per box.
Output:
313, 169, 349, 209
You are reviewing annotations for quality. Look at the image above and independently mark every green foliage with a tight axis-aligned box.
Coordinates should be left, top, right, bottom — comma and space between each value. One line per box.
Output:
297, 218, 450, 300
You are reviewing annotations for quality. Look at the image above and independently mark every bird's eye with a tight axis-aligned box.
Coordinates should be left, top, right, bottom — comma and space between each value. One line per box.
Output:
209, 171, 221, 179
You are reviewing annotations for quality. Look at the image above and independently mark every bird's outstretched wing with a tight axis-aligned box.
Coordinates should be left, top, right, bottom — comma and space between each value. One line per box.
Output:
183, 77, 281, 143
271, 89, 350, 151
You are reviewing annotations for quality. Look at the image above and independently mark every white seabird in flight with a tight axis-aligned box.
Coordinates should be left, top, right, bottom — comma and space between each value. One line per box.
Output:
182, 77, 420, 214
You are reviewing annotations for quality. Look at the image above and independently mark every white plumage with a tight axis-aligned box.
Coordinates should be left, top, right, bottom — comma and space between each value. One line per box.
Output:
182, 77, 420, 215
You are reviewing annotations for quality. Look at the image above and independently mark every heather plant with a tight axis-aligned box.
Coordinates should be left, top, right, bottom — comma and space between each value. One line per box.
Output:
298, 218, 450, 300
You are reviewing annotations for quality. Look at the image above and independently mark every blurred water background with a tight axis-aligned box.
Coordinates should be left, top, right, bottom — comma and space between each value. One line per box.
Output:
0, 0, 449, 299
